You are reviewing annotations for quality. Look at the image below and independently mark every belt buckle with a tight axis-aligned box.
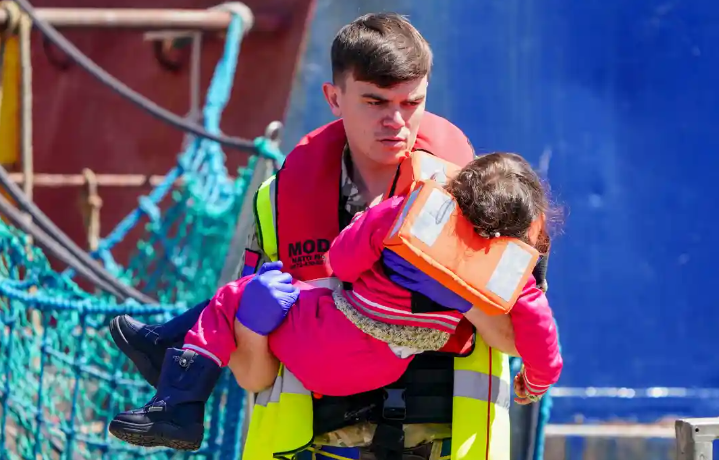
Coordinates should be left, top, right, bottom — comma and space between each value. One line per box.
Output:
382, 388, 406, 421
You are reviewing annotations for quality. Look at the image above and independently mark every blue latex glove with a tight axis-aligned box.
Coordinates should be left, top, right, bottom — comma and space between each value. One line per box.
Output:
236, 261, 299, 335
381, 249, 473, 313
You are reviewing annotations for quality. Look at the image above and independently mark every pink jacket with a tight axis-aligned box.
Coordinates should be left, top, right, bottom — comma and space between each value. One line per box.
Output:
511, 276, 563, 392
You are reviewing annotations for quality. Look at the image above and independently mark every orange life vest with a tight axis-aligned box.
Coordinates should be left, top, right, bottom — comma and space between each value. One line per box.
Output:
384, 179, 540, 316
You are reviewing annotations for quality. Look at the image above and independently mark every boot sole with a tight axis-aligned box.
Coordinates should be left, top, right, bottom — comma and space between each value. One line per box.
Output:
108, 419, 204, 451
109, 316, 161, 388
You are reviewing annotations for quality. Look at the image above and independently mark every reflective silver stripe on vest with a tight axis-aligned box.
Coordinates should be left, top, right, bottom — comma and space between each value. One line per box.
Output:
454, 369, 512, 410
268, 176, 277, 230
307, 277, 342, 290
255, 387, 272, 407
254, 368, 310, 408
270, 373, 284, 404
282, 368, 311, 396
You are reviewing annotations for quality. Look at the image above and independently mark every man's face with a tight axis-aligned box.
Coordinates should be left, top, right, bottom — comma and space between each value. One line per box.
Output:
323, 74, 428, 166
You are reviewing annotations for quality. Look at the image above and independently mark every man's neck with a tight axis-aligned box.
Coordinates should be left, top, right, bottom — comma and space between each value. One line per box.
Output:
348, 148, 399, 205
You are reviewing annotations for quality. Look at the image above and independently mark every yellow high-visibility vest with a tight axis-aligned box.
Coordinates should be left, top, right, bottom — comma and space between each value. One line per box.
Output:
244, 176, 511, 460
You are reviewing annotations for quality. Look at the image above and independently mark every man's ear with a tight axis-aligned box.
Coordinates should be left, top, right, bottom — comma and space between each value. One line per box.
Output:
322, 82, 342, 118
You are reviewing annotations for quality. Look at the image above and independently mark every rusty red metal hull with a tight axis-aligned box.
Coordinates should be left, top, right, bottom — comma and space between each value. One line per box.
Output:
17, 0, 315, 264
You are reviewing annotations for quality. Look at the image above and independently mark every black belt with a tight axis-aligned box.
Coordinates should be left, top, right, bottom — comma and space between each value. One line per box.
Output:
313, 383, 453, 435
359, 442, 436, 460
312, 442, 440, 460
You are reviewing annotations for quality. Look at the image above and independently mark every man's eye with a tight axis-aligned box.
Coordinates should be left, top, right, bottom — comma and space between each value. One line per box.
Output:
367, 100, 384, 106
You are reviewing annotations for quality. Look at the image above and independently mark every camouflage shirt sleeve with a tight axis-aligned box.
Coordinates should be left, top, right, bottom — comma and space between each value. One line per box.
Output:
230, 203, 271, 279
340, 144, 369, 217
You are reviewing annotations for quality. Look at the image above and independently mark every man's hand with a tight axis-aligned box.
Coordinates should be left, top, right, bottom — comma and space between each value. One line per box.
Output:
236, 261, 299, 336
381, 250, 472, 312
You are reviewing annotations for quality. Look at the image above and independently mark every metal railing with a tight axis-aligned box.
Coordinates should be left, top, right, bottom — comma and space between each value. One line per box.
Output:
676, 418, 719, 460
546, 418, 719, 459
0, 5, 285, 32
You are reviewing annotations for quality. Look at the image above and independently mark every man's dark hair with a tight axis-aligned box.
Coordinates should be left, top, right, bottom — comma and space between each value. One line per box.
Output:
331, 13, 433, 88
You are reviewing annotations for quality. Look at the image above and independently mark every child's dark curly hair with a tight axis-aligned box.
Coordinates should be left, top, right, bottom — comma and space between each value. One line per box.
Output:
444, 152, 554, 253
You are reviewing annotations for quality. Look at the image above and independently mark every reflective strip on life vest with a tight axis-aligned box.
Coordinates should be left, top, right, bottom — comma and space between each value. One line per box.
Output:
307, 277, 343, 290
453, 370, 511, 410
256, 367, 311, 408
256, 175, 278, 261
255, 386, 272, 407
275, 367, 314, 457
247, 366, 314, 459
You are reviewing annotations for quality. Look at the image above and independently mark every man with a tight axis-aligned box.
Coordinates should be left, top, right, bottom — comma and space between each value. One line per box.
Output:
110, 13, 542, 459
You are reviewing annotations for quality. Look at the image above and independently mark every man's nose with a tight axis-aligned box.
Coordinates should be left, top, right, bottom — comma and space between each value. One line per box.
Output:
383, 110, 406, 129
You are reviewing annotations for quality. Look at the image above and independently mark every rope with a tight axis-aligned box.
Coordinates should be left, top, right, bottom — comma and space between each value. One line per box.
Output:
85, 10, 284, 262
0, 1, 21, 35
10, 0, 284, 157
0, 1, 156, 303
0, 191, 126, 299
0, 1, 282, 302
0, 163, 157, 303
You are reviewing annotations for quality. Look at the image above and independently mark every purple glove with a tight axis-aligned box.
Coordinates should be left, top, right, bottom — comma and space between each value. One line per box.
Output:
236, 261, 299, 335
381, 250, 473, 313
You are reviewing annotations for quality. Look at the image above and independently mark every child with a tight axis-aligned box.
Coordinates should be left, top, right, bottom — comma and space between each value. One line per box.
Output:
109, 152, 562, 450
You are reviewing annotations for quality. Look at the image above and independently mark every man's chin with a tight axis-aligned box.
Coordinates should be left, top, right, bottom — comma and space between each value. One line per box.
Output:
374, 151, 408, 166
378, 141, 409, 154
378, 138, 407, 149
361, 142, 408, 165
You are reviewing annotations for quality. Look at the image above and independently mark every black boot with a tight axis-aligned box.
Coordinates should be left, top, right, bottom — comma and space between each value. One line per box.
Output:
109, 348, 222, 451
110, 300, 209, 387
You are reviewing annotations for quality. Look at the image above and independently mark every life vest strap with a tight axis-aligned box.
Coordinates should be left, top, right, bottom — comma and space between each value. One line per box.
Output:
313, 354, 455, 436
371, 420, 405, 460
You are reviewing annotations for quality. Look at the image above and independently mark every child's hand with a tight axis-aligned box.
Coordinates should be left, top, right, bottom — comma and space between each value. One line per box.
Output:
236, 261, 299, 336
513, 366, 547, 405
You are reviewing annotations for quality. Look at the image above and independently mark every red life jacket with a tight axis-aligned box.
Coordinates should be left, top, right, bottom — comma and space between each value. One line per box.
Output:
275, 112, 475, 284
